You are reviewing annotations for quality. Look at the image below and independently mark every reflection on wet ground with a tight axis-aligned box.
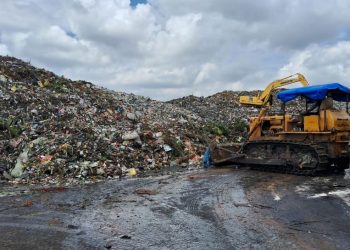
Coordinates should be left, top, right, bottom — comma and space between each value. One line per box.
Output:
0, 167, 349, 249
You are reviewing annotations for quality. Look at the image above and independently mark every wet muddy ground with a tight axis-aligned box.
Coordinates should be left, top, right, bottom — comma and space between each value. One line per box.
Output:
0, 167, 350, 250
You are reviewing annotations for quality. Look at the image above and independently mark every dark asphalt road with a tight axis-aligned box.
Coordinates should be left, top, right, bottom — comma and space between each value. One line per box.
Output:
0, 167, 350, 249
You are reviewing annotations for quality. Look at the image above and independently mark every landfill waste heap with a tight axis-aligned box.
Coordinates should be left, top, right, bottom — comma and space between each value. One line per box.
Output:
0, 56, 256, 184
168, 91, 302, 134
169, 92, 258, 137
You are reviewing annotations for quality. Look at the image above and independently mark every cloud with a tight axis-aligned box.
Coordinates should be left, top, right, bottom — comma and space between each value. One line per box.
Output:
194, 63, 217, 85
279, 41, 350, 85
150, 0, 350, 49
0, 44, 9, 55
1, 0, 350, 100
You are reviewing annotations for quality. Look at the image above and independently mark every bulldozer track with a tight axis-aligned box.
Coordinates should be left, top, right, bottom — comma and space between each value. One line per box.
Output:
241, 141, 330, 176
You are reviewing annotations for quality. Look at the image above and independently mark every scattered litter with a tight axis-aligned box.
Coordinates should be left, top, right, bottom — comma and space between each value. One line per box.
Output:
120, 235, 132, 239
128, 168, 137, 177
10, 85, 17, 92
273, 194, 281, 201
40, 155, 53, 164
163, 144, 172, 152
67, 224, 80, 229
23, 200, 33, 207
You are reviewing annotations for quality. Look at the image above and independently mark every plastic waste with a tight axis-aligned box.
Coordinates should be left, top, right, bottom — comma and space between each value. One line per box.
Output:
203, 148, 212, 168
128, 168, 137, 177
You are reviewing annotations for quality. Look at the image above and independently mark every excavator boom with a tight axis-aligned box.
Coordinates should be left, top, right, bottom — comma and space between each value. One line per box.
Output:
240, 73, 309, 139
239, 73, 309, 107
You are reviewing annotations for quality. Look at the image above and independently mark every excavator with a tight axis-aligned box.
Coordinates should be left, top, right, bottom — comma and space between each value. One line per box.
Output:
207, 73, 350, 175
239, 73, 309, 107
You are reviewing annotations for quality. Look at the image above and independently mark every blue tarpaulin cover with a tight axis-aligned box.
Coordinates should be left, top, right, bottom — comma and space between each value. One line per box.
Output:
277, 83, 350, 102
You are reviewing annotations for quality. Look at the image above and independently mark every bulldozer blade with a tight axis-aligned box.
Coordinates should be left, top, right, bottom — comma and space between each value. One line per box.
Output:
210, 143, 244, 165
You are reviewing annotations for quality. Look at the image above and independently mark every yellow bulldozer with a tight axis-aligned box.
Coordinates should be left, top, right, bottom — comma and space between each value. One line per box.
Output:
207, 74, 350, 175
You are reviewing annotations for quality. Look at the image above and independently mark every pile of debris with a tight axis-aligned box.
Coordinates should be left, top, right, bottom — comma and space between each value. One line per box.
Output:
1, 56, 241, 184
169, 90, 310, 130
169, 91, 257, 123
169, 91, 267, 141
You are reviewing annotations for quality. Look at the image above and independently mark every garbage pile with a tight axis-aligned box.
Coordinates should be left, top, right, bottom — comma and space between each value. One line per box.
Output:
0, 56, 229, 184
169, 91, 265, 141
169, 91, 258, 124
169, 90, 308, 130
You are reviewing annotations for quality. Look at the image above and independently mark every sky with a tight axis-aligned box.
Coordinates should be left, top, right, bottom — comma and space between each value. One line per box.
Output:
1, 0, 350, 100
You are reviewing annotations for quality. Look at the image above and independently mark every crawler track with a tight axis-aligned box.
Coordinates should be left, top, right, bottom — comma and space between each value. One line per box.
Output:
241, 141, 330, 176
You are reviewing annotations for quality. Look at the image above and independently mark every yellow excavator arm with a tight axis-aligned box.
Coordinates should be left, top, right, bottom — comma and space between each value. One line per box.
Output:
239, 73, 309, 107
241, 73, 309, 137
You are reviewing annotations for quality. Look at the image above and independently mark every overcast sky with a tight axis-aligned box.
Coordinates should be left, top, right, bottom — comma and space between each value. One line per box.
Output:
1, 0, 350, 100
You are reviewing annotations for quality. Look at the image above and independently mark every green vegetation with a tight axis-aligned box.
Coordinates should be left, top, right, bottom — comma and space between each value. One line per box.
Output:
204, 122, 231, 137
232, 120, 247, 133
0, 116, 23, 138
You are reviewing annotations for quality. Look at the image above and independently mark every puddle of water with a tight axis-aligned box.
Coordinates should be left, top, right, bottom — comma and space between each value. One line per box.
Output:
328, 188, 350, 205
306, 188, 350, 206
344, 169, 350, 180
295, 185, 311, 193
295, 173, 350, 206
329, 188, 350, 196
308, 193, 328, 199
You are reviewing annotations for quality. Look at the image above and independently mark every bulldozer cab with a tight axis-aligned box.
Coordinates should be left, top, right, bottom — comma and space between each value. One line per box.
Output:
277, 83, 350, 133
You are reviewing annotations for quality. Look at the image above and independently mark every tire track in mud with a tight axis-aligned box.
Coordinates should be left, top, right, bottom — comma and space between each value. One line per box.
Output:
0, 195, 89, 249
208, 169, 282, 249
72, 176, 172, 248
170, 168, 263, 249
171, 172, 236, 249
2, 168, 350, 249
